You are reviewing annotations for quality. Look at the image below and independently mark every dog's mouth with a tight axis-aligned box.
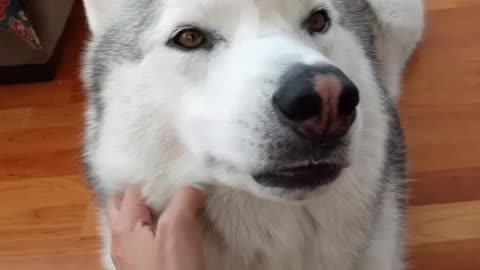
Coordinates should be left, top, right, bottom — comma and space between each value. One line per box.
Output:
253, 161, 345, 190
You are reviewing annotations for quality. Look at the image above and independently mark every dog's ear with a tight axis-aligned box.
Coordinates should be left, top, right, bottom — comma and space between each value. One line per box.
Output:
83, 0, 121, 37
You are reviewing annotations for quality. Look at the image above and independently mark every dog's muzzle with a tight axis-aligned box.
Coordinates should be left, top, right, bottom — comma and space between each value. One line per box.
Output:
254, 64, 359, 191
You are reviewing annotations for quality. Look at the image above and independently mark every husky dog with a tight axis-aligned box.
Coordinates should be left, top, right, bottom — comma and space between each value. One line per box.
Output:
81, 0, 425, 269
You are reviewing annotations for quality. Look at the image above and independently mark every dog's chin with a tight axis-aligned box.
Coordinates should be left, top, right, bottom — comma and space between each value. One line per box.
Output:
248, 183, 333, 204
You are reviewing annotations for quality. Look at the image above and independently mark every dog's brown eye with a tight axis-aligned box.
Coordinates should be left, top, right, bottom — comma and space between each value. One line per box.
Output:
306, 10, 329, 33
174, 29, 205, 49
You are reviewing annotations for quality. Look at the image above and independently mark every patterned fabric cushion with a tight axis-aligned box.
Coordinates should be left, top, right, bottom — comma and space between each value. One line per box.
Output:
0, 0, 42, 49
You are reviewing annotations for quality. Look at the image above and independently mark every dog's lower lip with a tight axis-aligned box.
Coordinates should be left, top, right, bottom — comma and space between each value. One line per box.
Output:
277, 162, 339, 174
254, 162, 344, 190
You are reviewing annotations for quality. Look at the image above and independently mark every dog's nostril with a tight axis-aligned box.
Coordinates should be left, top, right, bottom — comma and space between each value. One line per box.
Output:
338, 84, 360, 115
273, 65, 325, 122
273, 91, 322, 121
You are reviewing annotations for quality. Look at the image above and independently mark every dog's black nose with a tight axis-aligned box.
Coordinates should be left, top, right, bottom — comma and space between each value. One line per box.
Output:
273, 64, 359, 141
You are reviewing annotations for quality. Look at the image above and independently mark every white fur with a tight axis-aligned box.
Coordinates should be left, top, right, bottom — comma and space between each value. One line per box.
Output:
82, 0, 425, 269
369, 0, 425, 101
358, 189, 405, 270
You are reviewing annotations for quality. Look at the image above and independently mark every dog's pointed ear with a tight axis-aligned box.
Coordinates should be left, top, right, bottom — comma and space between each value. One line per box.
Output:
83, 0, 121, 37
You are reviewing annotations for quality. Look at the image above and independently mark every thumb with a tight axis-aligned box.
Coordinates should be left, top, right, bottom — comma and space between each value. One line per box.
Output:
119, 186, 153, 230
167, 186, 206, 218
156, 187, 206, 232
107, 193, 123, 222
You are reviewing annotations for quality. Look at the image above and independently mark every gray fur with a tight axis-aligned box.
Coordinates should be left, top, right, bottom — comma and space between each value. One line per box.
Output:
81, 0, 156, 196
334, 0, 379, 63
335, 1, 410, 264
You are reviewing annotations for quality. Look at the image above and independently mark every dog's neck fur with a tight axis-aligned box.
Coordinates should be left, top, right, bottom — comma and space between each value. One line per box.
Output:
196, 166, 381, 270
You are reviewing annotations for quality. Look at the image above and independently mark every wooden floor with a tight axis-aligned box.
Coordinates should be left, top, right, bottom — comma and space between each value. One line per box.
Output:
1, 1, 479, 269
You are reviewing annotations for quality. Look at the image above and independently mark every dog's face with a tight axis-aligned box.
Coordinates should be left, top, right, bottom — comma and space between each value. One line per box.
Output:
83, 0, 386, 202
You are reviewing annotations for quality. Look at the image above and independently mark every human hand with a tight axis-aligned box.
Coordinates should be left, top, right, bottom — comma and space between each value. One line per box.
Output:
108, 186, 206, 270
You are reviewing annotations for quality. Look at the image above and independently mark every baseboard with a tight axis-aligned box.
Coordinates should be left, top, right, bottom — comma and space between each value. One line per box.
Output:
0, 44, 62, 85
